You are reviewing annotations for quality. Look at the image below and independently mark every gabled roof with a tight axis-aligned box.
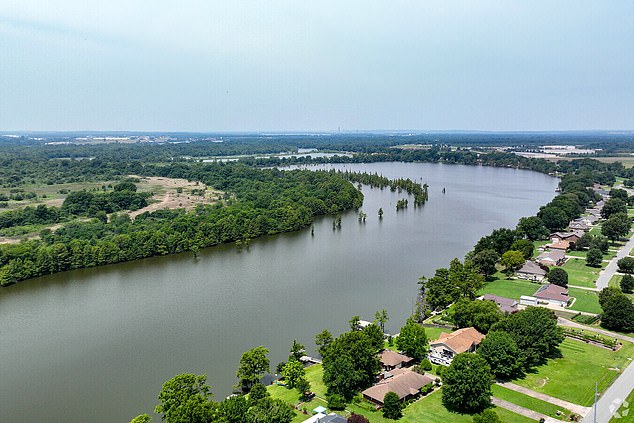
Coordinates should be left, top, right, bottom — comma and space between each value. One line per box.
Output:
536, 249, 566, 263
430, 327, 485, 354
517, 261, 547, 276
534, 283, 570, 302
380, 350, 414, 368
549, 240, 571, 250
482, 294, 519, 313
361, 369, 434, 403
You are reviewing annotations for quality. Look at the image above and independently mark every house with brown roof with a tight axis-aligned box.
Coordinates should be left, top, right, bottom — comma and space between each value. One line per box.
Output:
536, 249, 566, 267
361, 368, 434, 406
482, 294, 519, 313
516, 261, 547, 282
550, 232, 581, 245
428, 327, 485, 365
548, 240, 571, 251
380, 350, 414, 371
534, 283, 570, 307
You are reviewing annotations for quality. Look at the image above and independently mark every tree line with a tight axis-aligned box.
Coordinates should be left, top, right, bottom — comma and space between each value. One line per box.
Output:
0, 165, 363, 286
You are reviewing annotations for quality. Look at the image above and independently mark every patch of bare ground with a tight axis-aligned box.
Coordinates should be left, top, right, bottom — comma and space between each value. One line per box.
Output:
128, 176, 224, 219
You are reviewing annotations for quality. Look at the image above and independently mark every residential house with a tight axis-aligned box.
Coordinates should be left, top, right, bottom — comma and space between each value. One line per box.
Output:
380, 350, 414, 371
482, 294, 519, 313
362, 368, 434, 406
536, 249, 566, 267
516, 261, 547, 282
534, 283, 570, 307
301, 412, 347, 423
569, 221, 590, 231
550, 232, 581, 244
428, 327, 485, 365
548, 240, 571, 251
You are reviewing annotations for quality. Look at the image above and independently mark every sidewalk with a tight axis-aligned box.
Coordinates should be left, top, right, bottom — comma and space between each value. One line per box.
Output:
496, 381, 592, 416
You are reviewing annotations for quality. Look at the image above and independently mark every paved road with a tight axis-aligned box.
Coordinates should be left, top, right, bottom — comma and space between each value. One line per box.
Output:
491, 397, 558, 422
595, 235, 634, 290
558, 318, 634, 344
581, 359, 634, 423
496, 381, 592, 416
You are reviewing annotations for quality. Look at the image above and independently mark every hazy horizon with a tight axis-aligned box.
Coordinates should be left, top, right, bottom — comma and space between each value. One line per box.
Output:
2, 1, 633, 132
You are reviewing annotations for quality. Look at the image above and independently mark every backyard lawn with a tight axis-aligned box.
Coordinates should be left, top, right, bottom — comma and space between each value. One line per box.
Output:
568, 288, 602, 314
479, 276, 540, 300
562, 258, 603, 288
514, 338, 634, 406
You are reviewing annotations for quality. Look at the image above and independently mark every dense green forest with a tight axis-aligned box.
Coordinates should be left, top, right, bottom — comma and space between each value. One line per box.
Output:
0, 164, 363, 285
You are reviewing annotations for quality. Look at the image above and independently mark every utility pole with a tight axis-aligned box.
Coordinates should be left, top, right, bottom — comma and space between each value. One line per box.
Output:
593, 381, 598, 423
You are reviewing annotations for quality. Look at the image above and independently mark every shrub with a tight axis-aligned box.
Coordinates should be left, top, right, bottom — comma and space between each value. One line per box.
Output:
420, 359, 433, 371
326, 392, 346, 410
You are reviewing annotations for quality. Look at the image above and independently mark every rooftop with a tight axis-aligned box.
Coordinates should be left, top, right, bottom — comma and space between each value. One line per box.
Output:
361, 368, 434, 404
431, 327, 485, 354
534, 283, 570, 302
380, 350, 414, 368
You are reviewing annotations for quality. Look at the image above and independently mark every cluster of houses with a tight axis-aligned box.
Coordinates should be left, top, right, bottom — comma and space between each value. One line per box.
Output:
511, 195, 606, 310
361, 326, 488, 407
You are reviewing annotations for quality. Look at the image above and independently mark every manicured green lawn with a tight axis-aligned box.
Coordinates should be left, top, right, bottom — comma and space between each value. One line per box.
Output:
567, 249, 616, 260
609, 387, 634, 422
589, 226, 602, 236
608, 275, 634, 300
514, 338, 634, 406
562, 258, 603, 288
491, 384, 571, 420
479, 276, 541, 300
425, 326, 453, 342
568, 288, 602, 314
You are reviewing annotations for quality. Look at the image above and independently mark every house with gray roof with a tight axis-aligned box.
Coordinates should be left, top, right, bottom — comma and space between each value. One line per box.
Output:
516, 261, 547, 282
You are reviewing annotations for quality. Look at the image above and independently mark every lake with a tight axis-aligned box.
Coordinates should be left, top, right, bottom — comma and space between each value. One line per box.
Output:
0, 162, 559, 422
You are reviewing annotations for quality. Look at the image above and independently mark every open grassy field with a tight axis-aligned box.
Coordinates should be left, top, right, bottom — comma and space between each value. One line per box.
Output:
491, 384, 572, 420
514, 338, 634, 406
567, 249, 617, 260
269, 364, 533, 423
562, 258, 602, 288
479, 275, 541, 300
568, 288, 602, 314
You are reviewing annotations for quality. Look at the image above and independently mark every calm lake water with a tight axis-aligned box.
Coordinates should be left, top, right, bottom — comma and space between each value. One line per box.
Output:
0, 162, 559, 422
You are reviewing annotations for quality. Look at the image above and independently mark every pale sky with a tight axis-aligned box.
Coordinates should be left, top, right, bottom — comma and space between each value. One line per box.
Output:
1, 1, 633, 132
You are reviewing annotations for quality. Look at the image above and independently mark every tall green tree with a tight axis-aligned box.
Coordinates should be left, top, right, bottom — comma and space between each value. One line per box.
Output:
130, 414, 152, 423
374, 309, 389, 333
451, 299, 501, 334
289, 339, 305, 361
516, 216, 549, 241
322, 330, 381, 401
500, 250, 525, 274
154, 373, 215, 423
490, 307, 563, 368
315, 329, 333, 357
510, 239, 535, 260
601, 293, 634, 332
601, 198, 627, 219
476, 331, 523, 379
602, 212, 631, 243
236, 346, 270, 393
586, 248, 603, 267
470, 249, 499, 278
548, 267, 568, 288
442, 353, 492, 413
281, 359, 306, 389
382, 392, 402, 419
621, 274, 634, 294
396, 318, 428, 361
